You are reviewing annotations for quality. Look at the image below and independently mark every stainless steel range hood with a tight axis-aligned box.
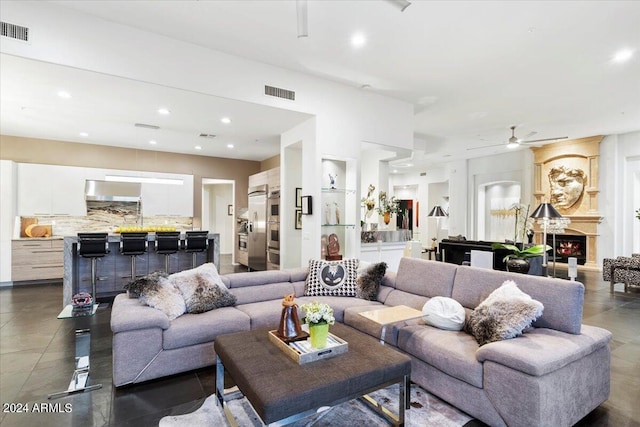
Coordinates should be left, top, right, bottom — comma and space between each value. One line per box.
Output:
85, 180, 141, 202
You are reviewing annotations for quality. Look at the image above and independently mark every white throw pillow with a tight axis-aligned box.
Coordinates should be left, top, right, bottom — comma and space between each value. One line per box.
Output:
422, 296, 466, 331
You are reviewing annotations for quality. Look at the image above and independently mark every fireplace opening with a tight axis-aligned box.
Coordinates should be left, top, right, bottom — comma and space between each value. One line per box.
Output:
546, 234, 587, 265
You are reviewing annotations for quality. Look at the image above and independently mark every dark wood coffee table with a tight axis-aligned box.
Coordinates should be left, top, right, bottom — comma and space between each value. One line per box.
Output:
215, 322, 411, 426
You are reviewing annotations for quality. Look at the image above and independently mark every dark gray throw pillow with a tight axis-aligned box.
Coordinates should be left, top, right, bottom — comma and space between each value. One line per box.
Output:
356, 262, 387, 300
123, 271, 168, 298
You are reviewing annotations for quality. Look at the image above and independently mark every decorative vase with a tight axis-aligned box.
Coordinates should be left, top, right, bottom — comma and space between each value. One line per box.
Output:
506, 258, 530, 274
383, 211, 391, 225
309, 322, 329, 349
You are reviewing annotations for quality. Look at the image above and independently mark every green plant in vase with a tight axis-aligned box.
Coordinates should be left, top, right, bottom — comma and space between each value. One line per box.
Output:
492, 243, 552, 274
300, 301, 335, 349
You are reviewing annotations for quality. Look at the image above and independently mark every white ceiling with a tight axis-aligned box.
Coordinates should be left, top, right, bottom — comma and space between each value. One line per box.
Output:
2, 0, 640, 169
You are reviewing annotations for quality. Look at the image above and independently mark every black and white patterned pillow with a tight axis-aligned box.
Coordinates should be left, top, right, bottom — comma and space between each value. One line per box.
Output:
305, 259, 359, 297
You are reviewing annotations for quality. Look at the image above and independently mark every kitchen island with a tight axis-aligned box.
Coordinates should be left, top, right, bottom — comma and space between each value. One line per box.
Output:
62, 233, 219, 306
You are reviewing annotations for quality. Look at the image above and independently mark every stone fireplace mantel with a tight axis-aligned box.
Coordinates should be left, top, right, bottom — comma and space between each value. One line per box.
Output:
531, 136, 604, 271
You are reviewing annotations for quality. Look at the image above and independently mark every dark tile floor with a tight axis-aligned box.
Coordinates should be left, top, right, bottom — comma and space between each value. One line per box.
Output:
0, 261, 638, 427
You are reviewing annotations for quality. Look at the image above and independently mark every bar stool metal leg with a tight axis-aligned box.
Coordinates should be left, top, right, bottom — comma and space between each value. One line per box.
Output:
90, 258, 98, 301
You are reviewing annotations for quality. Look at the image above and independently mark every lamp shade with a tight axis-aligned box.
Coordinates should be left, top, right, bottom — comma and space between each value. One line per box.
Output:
530, 202, 563, 219
428, 206, 447, 217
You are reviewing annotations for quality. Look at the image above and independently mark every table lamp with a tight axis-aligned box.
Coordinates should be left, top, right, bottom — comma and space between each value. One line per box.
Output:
427, 205, 448, 248
530, 201, 563, 276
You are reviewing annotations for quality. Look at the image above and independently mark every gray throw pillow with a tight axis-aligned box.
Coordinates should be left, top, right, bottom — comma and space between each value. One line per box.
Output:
356, 262, 387, 300
465, 280, 544, 346
123, 271, 168, 299
137, 276, 186, 321
169, 263, 236, 314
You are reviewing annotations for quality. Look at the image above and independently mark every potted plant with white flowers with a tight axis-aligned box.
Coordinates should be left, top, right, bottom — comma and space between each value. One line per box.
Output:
300, 301, 335, 349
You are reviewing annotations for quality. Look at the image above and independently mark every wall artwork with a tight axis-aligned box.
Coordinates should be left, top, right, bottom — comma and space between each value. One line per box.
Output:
295, 210, 302, 229
295, 187, 302, 208
301, 196, 312, 215
548, 166, 586, 210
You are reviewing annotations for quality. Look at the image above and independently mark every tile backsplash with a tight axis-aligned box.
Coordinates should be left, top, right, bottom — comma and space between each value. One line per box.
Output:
22, 201, 193, 236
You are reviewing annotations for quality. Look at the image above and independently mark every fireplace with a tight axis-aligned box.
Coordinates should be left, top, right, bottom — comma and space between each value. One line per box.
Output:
546, 234, 587, 265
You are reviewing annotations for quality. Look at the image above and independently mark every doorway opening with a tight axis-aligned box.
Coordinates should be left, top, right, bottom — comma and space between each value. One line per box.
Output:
202, 179, 235, 263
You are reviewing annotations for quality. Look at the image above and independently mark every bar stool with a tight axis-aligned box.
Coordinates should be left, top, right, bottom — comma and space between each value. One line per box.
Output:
184, 231, 208, 268
155, 231, 180, 273
77, 233, 110, 301
120, 232, 148, 281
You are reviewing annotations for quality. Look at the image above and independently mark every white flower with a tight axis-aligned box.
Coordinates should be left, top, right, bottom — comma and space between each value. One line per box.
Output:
300, 301, 335, 325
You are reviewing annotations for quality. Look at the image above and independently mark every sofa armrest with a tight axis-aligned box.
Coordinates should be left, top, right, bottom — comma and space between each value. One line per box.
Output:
110, 294, 171, 333
476, 325, 612, 376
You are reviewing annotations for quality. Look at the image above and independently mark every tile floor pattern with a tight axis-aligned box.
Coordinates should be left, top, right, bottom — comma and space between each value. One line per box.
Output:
0, 258, 639, 427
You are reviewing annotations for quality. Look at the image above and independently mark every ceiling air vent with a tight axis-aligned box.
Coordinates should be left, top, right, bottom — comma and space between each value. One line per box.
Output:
1, 21, 29, 42
265, 85, 295, 101
134, 123, 160, 130
199, 133, 216, 138
420, 172, 427, 176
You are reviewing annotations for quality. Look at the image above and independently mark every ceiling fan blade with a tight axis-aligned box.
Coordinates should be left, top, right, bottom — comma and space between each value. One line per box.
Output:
519, 136, 568, 144
466, 143, 506, 151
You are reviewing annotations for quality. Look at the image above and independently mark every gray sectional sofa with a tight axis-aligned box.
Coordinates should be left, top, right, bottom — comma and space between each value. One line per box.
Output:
110, 257, 612, 427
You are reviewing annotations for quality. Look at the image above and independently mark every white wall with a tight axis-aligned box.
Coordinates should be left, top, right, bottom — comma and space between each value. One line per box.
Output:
465, 150, 532, 240
0, 160, 16, 284
600, 131, 640, 260
202, 180, 234, 255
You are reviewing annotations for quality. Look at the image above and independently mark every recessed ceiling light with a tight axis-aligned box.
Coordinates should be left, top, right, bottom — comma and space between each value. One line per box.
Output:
392, 169, 398, 173
221, 117, 232, 124
194, 146, 202, 150
157, 108, 171, 115
79, 132, 89, 137
227, 144, 234, 149
613, 48, 633, 63
149, 140, 157, 145
57, 91, 71, 99
351, 33, 366, 48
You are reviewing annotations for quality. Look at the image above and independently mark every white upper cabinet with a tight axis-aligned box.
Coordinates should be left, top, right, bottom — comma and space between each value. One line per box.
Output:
17, 164, 87, 216
17, 164, 194, 218
139, 173, 194, 217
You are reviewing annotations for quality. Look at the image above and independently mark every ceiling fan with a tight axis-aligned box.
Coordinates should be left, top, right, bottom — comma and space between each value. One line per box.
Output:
467, 126, 568, 151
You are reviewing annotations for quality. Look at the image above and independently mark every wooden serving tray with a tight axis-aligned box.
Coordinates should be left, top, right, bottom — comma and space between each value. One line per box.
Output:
268, 330, 348, 365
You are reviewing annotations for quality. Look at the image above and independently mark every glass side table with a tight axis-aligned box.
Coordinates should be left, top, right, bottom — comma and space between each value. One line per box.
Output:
48, 304, 103, 399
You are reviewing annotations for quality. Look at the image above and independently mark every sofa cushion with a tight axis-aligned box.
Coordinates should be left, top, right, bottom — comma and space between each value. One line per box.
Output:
225, 270, 292, 288
230, 282, 295, 306
304, 259, 359, 297
296, 296, 376, 323
235, 299, 293, 330
422, 297, 466, 331
162, 307, 250, 350
356, 262, 388, 300
476, 325, 613, 376
394, 258, 457, 298
398, 324, 484, 388
465, 280, 544, 346
383, 289, 428, 311
452, 266, 584, 334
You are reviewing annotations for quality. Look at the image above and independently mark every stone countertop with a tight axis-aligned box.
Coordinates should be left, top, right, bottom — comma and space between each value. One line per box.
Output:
12, 236, 65, 241
361, 229, 412, 243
